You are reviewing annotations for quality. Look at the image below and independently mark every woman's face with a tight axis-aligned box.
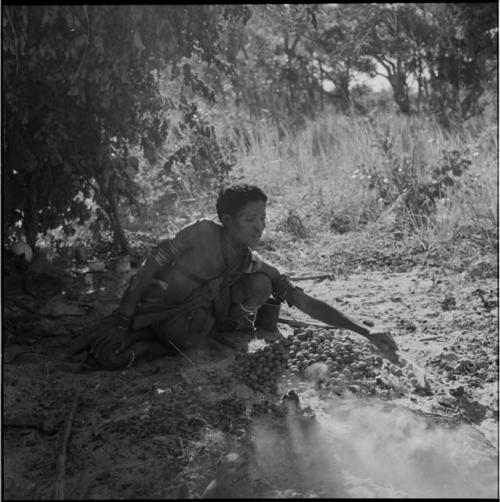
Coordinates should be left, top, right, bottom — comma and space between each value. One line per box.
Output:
222, 199, 267, 248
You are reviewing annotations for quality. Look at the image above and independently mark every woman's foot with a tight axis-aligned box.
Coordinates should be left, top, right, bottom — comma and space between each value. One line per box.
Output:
255, 328, 283, 342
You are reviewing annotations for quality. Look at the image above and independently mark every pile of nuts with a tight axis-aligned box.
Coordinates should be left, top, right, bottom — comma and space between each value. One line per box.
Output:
231, 327, 424, 399
231, 340, 290, 394
287, 328, 393, 397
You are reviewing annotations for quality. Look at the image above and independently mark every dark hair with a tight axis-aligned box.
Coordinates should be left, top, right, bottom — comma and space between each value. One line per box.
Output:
216, 184, 267, 220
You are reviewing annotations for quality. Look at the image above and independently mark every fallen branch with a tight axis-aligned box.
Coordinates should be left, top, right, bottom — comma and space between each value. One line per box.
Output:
419, 336, 443, 342
289, 273, 333, 282
55, 391, 80, 500
168, 340, 195, 366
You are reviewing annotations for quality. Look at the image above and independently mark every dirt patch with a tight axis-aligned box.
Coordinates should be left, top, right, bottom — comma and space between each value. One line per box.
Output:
2, 247, 498, 499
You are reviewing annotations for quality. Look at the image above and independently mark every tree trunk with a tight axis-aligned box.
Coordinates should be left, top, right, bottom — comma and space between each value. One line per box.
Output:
334, 70, 351, 113
416, 53, 424, 112
318, 59, 324, 112
391, 73, 411, 115
105, 182, 132, 256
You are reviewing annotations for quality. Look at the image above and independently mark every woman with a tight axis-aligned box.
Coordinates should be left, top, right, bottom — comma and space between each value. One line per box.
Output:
72, 184, 398, 369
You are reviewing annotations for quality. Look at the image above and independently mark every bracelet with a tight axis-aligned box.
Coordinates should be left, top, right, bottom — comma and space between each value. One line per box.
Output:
150, 239, 178, 267
115, 313, 131, 330
272, 274, 294, 302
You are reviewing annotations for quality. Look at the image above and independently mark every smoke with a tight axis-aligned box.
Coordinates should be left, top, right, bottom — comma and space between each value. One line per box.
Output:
251, 394, 498, 498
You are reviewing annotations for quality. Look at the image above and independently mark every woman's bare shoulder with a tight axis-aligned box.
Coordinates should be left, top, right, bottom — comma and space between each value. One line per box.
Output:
175, 218, 222, 242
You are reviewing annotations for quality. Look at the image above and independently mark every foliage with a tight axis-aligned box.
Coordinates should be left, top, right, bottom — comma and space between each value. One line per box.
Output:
34, 190, 102, 251
313, 4, 379, 113
355, 135, 473, 222
2, 5, 247, 249
213, 4, 325, 129
423, 3, 498, 128
206, 3, 497, 128
3, 4, 496, 254
161, 100, 236, 193
233, 108, 496, 251
127, 99, 237, 234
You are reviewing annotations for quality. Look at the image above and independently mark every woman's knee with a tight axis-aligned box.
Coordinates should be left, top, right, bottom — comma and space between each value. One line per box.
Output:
153, 308, 215, 348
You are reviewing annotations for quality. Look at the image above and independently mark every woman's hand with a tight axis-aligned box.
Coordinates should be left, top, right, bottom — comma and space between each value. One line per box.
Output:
362, 326, 399, 363
89, 313, 132, 361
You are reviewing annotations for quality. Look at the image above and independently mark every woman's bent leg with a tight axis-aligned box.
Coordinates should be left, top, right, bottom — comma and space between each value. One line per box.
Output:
152, 307, 216, 350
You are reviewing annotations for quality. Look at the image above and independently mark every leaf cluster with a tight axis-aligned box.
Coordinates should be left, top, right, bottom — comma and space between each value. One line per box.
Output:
356, 132, 473, 220
3, 5, 244, 246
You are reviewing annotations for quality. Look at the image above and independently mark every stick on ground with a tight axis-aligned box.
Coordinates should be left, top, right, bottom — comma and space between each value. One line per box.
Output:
55, 391, 80, 500
288, 273, 333, 281
419, 336, 443, 342
168, 340, 195, 366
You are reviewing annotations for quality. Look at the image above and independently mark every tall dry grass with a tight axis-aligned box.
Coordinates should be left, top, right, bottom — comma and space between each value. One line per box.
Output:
224, 110, 498, 253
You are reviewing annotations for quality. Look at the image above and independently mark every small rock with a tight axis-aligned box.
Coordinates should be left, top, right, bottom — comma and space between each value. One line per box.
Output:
441, 296, 456, 311
397, 319, 417, 332
449, 386, 465, 397
455, 359, 475, 373
438, 397, 457, 409
469, 258, 497, 280
458, 396, 488, 423
440, 352, 459, 363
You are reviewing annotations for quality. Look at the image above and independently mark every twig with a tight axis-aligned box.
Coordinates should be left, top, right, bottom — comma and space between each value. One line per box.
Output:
178, 437, 187, 460
289, 273, 333, 281
55, 391, 80, 500
168, 340, 195, 366
420, 336, 443, 342
69, 6, 90, 88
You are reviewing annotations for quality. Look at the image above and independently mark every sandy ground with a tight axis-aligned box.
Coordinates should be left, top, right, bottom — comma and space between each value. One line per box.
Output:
2, 240, 498, 499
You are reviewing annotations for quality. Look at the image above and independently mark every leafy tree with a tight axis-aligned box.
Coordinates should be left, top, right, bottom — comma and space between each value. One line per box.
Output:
216, 3, 497, 127
334, 3, 423, 115
422, 3, 498, 127
313, 4, 377, 114
338, 3, 497, 123
3, 5, 245, 251
218, 4, 322, 130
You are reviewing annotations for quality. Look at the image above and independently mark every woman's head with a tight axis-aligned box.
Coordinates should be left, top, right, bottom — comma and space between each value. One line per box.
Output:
216, 184, 267, 248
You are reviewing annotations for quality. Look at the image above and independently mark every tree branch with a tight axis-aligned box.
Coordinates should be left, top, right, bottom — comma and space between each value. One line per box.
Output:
55, 391, 80, 500
5, 6, 20, 78
69, 6, 90, 89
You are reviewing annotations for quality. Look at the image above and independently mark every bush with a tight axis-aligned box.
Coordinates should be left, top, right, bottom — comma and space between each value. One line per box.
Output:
355, 131, 473, 224
227, 108, 496, 253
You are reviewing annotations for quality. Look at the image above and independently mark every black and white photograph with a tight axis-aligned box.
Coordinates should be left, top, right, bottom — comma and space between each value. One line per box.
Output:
3, 4, 498, 499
